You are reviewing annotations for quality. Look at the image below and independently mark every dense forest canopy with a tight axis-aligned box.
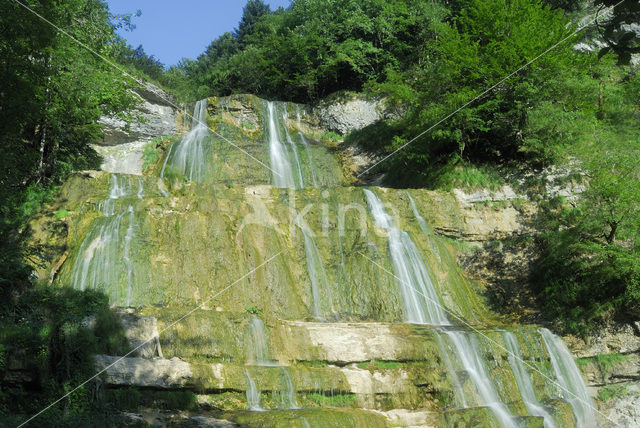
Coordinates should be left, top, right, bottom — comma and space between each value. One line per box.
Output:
1, 0, 639, 423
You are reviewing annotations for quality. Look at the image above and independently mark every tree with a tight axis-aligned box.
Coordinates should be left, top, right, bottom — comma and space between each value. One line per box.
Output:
236, 0, 272, 46
595, 0, 640, 64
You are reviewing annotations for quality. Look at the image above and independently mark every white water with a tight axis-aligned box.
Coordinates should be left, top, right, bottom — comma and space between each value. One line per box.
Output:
503, 331, 556, 428
297, 222, 334, 319
365, 189, 522, 427
282, 108, 305, 187
364, 189, 448, 325
540, 328, 597, 428
248, 316, 275, 366
163, 99, 209, 182
245, 370, 264, 411
266, 101, 298, 188
245, 316, 299, 410
276, 367, 300, 409
444, 331, 518, 428
123, 205, 136, 307
407, 192, 441, 263
69, 176, 137, 303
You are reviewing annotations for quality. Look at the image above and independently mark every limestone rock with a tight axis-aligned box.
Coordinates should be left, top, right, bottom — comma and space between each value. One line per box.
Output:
314, 94, 398, 135
599, 389, 640, 428
116, 309, 163, 359
95, 355, 192, 389
564, 323, 640, 358
95, 82, 178, 175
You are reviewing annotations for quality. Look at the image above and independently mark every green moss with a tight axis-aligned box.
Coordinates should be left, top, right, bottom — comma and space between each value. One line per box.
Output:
304, 393, 358, 408
242, 120, 257, 130
54, 209, 70, 219
104, 388, 197, 411
357, 360, 402, 370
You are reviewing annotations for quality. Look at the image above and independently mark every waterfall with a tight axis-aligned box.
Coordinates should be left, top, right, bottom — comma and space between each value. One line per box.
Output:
366, 188, 520, 427
245, 370, 264, 411
297, 222, 334, 319
540, 328, 597, 428
245, 316, 299, 410
276, 367, 299, 409
68, 175, 138, 304
266, 101, 298, 189
137, 178, 144, 199
503, 331, 556, 428
364, 189, 448, 325
162, 99, 209, 182
282, 108, 305, 188
248, 316, 274, 366
299, 133, 318, 187
407, 191, 441, 263
443, 331, 518, 428
123, 205, 136, 307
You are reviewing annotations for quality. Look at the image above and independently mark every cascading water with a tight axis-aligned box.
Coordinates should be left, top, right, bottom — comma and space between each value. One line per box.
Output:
248, 316, 275, 366
503, 331, 556, 428
245, 369, 264, 411
297, 221, 334, 319
442, 331, 518, 428
540, 328, 597, 428
245, 316, 299, 410
407, 192, 441, 263
282, 108, 305, 188
162, 99, 210, 182
364, 189, 448, 325
68, 175, 138, 305
266, 101, 298, 188
365, 188, 520, 427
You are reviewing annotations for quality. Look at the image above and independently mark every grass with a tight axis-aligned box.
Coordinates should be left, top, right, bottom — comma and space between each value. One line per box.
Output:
598, 384, 628, 402
596, 353, 629, 376
431, 162, 505, 191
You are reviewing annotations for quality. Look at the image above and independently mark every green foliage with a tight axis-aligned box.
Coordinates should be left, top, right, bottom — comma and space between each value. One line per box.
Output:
532, 125, 640, 333
245, 305, 263, 315
598, 384, 628, 402
0, 286, 128, 425
242, 120, 257, 130
321, 131, 342, 142
169, 0, 445, 102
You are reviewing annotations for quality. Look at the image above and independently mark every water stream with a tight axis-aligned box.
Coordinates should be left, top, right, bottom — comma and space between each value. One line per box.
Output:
540, 328, 597, 428
162, 99, 210, 182
245, 316, 299, 410
266, 101, 298, 188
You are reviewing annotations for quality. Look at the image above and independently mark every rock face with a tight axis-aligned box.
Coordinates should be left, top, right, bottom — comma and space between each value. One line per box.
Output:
93, 82, 178, 175
314, 93, 398, 135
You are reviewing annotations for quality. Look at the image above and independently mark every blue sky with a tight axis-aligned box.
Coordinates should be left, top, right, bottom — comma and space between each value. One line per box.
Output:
106, 0, 292, 66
